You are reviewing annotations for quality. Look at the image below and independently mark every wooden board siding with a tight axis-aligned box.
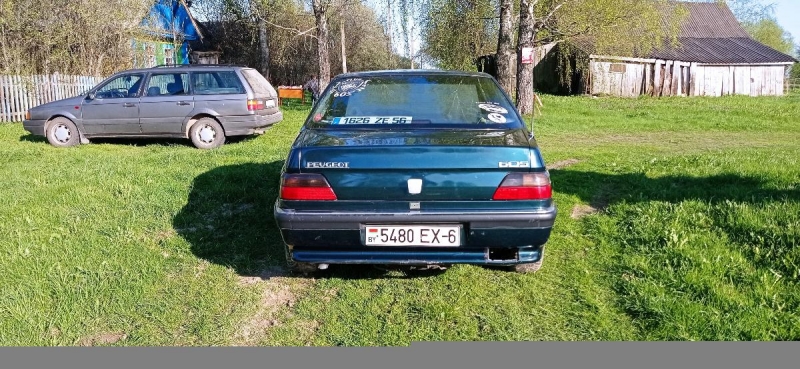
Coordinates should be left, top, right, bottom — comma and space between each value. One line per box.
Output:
691, 65, 786, 96
589, 58, 789, 97
591, 61, 648, 97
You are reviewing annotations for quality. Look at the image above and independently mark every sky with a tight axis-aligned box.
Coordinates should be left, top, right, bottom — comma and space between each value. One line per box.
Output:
772, 0, 800, 53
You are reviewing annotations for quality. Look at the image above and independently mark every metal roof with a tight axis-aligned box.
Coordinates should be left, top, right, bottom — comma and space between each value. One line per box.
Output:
652, 37, 796, 63
677, 2, 750, 38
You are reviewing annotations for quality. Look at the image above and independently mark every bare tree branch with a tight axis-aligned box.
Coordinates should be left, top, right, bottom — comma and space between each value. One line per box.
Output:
262, 18, 318, 39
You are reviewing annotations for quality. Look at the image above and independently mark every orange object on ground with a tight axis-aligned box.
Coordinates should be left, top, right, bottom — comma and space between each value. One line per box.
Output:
277, 86, 305, 105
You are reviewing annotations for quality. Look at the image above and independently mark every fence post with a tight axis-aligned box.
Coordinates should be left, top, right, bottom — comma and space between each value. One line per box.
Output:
0, 75, 6, 122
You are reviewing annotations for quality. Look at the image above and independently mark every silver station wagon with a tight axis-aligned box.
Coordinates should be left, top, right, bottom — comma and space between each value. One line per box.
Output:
23, 65, 282, 149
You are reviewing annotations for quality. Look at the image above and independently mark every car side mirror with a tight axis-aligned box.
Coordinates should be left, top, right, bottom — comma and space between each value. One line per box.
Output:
86, 92, 96, 100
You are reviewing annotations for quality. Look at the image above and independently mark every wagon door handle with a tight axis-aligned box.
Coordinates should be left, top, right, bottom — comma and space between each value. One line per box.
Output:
177, 101, 191, 106
123, 103, 136, 107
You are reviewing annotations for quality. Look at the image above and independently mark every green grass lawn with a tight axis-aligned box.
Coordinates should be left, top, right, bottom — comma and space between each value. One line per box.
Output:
1, 95, 798, 345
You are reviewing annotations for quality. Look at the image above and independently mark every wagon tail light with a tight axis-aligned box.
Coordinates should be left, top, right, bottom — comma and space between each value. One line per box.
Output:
280, 173, 337, 201
492, 172, 552, 200
247, 99, 264, 111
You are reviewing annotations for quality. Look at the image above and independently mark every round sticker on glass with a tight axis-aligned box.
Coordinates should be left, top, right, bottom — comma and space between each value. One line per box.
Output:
478, 103, 508, 114
333, 78, 369, 97
487, 113, 507, 123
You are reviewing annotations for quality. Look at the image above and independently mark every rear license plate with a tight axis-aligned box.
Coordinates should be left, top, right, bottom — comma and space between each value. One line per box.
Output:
364, 225, 461, 247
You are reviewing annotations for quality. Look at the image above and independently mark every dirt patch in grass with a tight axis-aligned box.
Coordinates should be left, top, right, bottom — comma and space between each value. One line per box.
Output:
234, 266, 315, 345
549, 158, 581, 169
78, 332, 127, 346
571, 204, 600, 219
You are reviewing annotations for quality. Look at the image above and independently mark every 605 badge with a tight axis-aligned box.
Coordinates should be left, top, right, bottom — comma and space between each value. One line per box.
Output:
365, 225, 461, 247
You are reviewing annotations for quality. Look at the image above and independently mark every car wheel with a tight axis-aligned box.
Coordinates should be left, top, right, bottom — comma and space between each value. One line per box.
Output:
46, 117, 81, 148
509, 250, 544, 274
189, 118, 226, 149
284, 245, 318, 274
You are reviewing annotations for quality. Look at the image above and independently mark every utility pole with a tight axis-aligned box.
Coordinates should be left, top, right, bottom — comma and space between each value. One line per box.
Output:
340, 16, 347, 73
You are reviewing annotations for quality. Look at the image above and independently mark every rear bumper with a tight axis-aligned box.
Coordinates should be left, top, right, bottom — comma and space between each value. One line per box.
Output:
275, 205, 556, 265
23, 119, 46, 136
221, 110, 283, 136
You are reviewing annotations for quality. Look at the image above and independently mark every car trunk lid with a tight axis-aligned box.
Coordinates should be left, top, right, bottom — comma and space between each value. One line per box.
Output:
294, 128, 542, 201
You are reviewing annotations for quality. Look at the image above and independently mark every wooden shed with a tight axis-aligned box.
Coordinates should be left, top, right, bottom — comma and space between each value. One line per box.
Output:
536, 2, 797, 97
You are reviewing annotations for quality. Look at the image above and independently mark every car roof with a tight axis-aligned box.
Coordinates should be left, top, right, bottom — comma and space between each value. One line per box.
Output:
334, 69, 494, 79
115, 65, 250, 75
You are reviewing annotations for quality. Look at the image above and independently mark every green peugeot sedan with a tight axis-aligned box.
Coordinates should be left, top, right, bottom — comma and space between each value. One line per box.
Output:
275, 70, 556, 273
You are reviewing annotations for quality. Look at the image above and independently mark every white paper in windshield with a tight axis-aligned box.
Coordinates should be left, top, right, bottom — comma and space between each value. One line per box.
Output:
332, 116, 413, 124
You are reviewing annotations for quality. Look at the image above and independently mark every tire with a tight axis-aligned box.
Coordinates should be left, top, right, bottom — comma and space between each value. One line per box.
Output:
189, 117, 226, 149
46, 117, 81, 148
284, 245, 318, 274
509, 249, 545, 274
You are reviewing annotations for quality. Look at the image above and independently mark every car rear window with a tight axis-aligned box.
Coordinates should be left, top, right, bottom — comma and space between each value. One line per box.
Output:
241, 69, 277, 97
307, 74, 520, 128
191, 71, 245, 95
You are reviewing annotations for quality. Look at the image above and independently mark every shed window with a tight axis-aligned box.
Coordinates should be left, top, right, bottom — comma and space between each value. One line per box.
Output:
610, 63, 626, 73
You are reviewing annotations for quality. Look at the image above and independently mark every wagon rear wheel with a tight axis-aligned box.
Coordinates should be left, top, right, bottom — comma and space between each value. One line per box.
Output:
189, 117, 226, 149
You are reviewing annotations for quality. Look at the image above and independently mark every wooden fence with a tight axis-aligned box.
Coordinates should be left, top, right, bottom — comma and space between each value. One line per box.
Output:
786, 78, 800, 94
0, 74, 104, 122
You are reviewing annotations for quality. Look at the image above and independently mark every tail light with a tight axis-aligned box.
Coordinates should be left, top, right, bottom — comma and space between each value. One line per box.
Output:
280, 173, 337, 201
492, 172, 552, 200
247, 99, 265, 111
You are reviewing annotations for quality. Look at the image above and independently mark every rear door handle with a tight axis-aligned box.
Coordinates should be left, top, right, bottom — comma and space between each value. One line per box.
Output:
177, 101, 191, 106
123, 103, 136, 107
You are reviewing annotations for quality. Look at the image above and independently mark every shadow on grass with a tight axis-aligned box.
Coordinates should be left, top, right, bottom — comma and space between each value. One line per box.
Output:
550, 169, 799, 209
19, 134, 47, 143
174, 161, 444, 280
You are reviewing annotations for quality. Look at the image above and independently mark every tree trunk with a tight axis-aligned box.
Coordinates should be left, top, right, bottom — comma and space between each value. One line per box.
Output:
495, 0, 514, 96
258, 17, 270, 80
386, 0, 394, 69
340, 17, 347, 74
516, 0, 536, 115
313, 0, 331, 91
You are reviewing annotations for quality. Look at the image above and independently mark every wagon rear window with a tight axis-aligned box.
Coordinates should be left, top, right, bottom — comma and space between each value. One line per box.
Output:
192, 71, 245, 95
307, 75, 520, 128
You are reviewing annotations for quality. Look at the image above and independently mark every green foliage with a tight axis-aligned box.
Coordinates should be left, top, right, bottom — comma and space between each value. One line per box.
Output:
743, 18, 794, 55
543, 0, 687, 55
791, 63, 800, 80
419, 0, 686, 71
0, 0, 153, 75
420, 0, 499, 70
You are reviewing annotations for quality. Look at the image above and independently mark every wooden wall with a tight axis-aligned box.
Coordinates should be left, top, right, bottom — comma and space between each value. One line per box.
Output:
590, 58, 789, 97
692, 65, 786, 96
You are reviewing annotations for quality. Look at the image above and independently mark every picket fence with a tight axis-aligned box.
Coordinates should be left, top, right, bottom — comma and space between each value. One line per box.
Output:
0, 74, 104, 122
